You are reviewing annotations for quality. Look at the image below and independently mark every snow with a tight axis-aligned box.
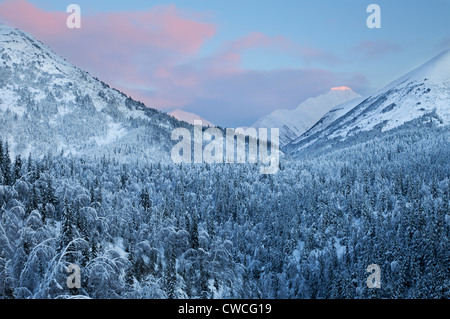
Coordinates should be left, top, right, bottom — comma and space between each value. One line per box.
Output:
0, 23, 182, 163
0, 85, 23, 116
91, 122, 127, 147
377, 49, 450, 93
169, 109, 215, 127
253, 87, 361, 146
0, 22, 448, 301
107, 238, 129, 260
286, 50, 450, 154
333, 237, 346, 260
294, 96, 365, 145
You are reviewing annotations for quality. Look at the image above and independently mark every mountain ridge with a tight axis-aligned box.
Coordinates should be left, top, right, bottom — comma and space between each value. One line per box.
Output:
169, 109, 215, 127
252, 87, 361, 146
285, 49, 450, 155
0, 23, 190, 162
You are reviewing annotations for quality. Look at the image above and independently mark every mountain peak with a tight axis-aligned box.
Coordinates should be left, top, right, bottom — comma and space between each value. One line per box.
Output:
286, 50, 450, 154
0, 23, 184, 161
377, 49, 450, 94
416, 49, 450, 80
331, 86, 353, 92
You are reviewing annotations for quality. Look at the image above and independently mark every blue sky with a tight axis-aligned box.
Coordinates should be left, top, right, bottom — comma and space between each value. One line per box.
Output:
1, 0, 449, 126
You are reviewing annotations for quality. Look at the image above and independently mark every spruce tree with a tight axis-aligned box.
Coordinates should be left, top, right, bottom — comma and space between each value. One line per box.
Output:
2, 142, 12, 186
139, 187, 151, 214
190, 213, 199, 250
0, 141, 4, 184
13, 155, 22, 182
61, 198, 75, 248
165, 245, 177, 299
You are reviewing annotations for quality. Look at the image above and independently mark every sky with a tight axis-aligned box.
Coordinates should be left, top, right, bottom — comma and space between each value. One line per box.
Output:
0, 0, 449, 127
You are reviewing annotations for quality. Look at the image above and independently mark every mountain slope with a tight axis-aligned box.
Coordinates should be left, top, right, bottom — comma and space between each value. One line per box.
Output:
285, 50, 450, 155
169, 109, 215, 127
296, 96, 365, 142
252, 87, 361, 146
0, 23, 189, 162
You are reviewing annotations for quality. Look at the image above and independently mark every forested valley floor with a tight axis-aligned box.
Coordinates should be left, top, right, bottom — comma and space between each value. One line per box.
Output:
0, 124, 448, 299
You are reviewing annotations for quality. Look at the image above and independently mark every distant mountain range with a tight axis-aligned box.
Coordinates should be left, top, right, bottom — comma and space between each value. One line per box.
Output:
1, 22, 449, 163
252, 87, 361, 146
285, 49, 450, 155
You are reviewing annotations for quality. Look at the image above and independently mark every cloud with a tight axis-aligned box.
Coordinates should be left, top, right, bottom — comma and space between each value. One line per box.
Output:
0, 0, 66, 36
355, 40, 401, 59
0, 0, 215, 53
0, 0, 366, 127
0, 0, 216, 108
437, 37, 450, 51
184, 69, 368, 127
223, 31, 339, 66
126, 31, 359, 126
228, 32, 290, 51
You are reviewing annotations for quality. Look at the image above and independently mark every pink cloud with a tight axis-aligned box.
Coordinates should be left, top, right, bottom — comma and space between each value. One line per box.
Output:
0, 0, 66, 36
355, 40, 401, 59
0, 0, 216, 107
229, 32, 291, 51
0, 1, 215, 54
223, 32, 338, 65
0, 0, 365, 126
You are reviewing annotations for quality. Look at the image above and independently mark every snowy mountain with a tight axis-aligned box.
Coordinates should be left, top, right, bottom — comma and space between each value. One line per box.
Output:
296, 96, 365, 142
169, 109, 215, 127
285, 49, 450, 155
0, 24, 189, 162
252, 87, 361, 146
